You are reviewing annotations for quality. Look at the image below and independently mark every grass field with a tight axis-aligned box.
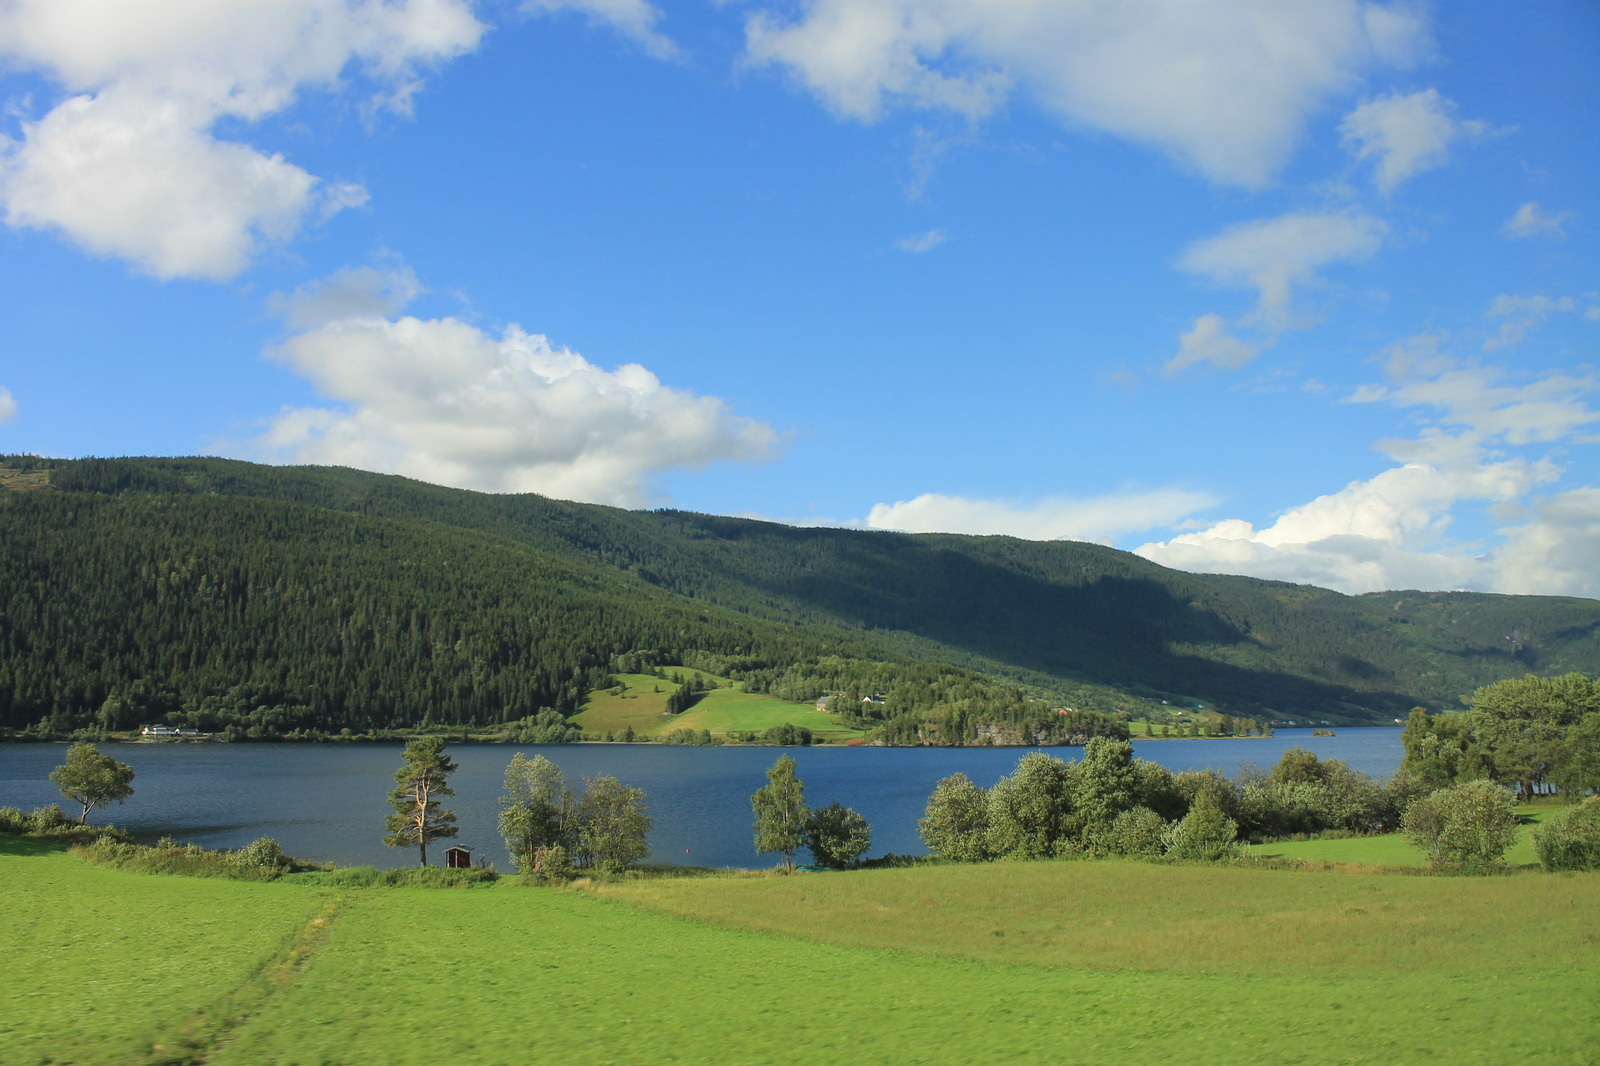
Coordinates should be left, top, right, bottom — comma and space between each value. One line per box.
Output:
571, 670, 863, 741
1253, 806, 1556, 867
6, 833, 1598, 1065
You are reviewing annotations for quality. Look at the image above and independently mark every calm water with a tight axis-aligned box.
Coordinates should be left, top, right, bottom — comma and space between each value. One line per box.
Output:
0, 729, 1401, 870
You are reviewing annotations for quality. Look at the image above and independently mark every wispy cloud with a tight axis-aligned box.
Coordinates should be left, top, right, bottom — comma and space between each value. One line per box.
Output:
865, 487, 1217, 543
894, 228, 946, 253
1340, 88, 1487, 194
1501, 201, 1575, 240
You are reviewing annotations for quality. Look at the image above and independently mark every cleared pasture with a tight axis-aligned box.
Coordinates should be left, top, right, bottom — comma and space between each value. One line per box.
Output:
6, 836, 1597, 1065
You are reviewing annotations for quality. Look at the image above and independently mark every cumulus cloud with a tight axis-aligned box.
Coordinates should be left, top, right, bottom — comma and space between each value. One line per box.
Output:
1493, 489, 1600, 599
1164, 313, 1260, 376
0, 387, 16, 423
523, 0, 679, 60
1139, 342, 1600, 595
1177, 211, 1386, 331
866, 487, 1217, 543
1339, 88, 1485, 194
894, 228, 945, 253
249, 272, 781, 506
0, 0, 484, 279
744, 0, 1429, 187
1501, 201, 1574, 240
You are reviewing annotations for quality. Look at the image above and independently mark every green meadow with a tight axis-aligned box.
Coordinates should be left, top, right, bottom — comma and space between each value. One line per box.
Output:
571, 670, 862, 741
6, 833, 1598, 1065
1252, 805, 1556, 867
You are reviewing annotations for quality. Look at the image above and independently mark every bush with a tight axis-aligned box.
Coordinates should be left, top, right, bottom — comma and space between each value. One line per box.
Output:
1102, 806, 1166, 857
803, 802, 872, 869
1402, 780, 1518, 867
1162, 792, 1243, 862
1533, 796, 1600, 872
229, 836, 290, 873
26, 804, 70, 833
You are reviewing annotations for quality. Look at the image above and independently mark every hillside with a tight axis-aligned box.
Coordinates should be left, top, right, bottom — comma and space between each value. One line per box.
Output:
2, 454, 1597, 739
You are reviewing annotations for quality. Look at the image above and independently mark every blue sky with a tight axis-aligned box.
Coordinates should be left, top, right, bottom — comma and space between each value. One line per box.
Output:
1, 0, 1596, 598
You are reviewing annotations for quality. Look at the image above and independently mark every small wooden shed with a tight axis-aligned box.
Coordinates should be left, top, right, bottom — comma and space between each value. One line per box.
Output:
443, 846, 473, 869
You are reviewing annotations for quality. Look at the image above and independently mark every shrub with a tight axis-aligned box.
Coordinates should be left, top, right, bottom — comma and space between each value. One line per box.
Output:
1533, 796, 1600, 872
26, 804, 70, 833
229, 837, 290, 873
1162, 792, 1243, 862
1102, 806, 1166, 857
1402, 780, 1518, 867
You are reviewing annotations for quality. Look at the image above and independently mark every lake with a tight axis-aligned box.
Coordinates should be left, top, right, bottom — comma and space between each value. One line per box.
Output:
0, 728, 1402, 870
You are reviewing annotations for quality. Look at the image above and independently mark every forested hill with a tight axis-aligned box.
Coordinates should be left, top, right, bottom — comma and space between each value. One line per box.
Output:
2, 455, 1598, 738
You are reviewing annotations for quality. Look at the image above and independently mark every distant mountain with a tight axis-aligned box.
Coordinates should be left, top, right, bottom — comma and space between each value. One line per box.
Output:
2, 455, 1596, 740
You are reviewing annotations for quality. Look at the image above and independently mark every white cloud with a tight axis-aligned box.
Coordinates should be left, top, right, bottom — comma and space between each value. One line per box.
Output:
1493, 488, 1600, 599
248, 274, 781, 506
1139, 343, 1600, 595
744, 0, 1429, 187
1501, 201, 1574, 240
1483, 293, 1579, 352
866, 487, 1217, 543
894, 228, 945, 253
268, 261, 426, 329
523, 0, 679, 60
0, 0, 484, 279
0, 387, 16, 423
1178, 211, 1386, 330
1164, 313, 1259, 376
1339, 88, 1484, 194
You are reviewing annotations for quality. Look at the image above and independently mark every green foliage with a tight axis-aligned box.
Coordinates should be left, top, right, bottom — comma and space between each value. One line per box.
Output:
918, 772, 993, 862
573, 774, 650, 874
803, 802, 872, 869
1402, 780, 1520, 867
383, 738, 458, 866
985, 752, 1076, 859
1162, 791, 1243, 861
498, 753, 575, 874
1103, 806, 1167, 856
751, 755, 808, 871
1468, 673, 1600, 799
229, 837, 290, 874
48, 742, 135, 824
1532, 796, 1600, 872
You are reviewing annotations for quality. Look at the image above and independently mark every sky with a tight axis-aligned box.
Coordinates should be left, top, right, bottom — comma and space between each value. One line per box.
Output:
1, 1, 1597, 599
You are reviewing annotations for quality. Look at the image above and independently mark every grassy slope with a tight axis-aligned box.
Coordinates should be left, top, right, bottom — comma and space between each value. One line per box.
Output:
7, 834, 1598, 1065
571, 672, 863, 740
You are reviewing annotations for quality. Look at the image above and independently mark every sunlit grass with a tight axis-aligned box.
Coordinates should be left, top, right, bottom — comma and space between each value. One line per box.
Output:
1253, 805, 1556, 867
9, 832, 1597, 1065
0, 837, 325, 1065
572, 670, 861, 740
600, 857, 1600, 977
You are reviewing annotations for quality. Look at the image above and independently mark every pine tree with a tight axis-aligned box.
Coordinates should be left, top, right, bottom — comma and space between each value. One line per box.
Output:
383, 738, 458, 866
